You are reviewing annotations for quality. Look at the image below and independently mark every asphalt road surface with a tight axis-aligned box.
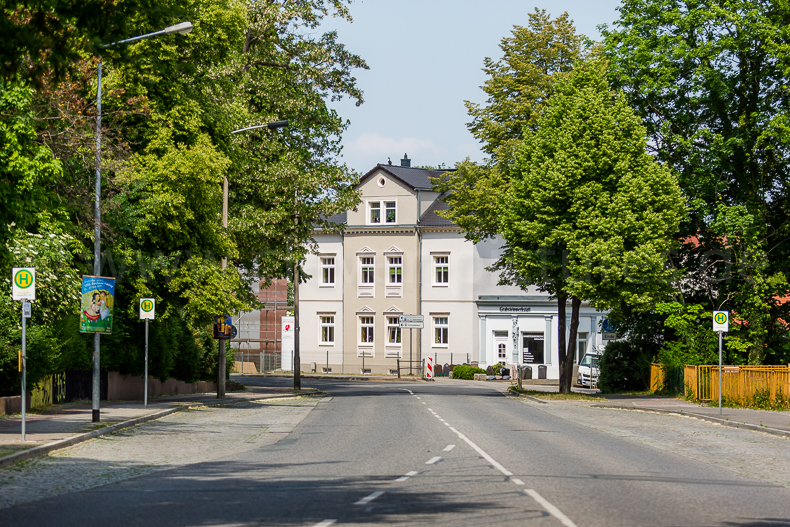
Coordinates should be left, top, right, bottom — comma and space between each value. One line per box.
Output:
2, 377, 789, 527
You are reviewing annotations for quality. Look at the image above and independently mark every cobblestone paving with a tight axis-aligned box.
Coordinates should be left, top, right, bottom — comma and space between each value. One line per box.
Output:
0, 397, 319, 509
531, 401, 790, 488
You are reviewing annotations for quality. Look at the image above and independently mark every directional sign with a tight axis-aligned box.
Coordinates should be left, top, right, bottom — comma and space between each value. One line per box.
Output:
139, 298, 155, 320
12, 268, 35, 301
399, 315, 424, 323
399, 320, 424, 329
713, 311, 729, 332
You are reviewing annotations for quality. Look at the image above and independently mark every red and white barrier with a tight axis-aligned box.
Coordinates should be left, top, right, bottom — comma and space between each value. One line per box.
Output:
426, 356, 434, 379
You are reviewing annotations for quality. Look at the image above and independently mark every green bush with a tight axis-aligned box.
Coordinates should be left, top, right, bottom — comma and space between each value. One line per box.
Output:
598, 340, 651, 392
451, 364, 487, 380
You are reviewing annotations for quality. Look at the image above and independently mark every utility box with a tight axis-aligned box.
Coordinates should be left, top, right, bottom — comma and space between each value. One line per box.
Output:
310, 362, 317, 373
523, 366, 533, 380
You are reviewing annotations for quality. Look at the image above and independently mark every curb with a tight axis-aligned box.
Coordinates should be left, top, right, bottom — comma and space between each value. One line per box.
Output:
0, 392, 310, 469
592, 403, 790, 439
503, 389, 549, 404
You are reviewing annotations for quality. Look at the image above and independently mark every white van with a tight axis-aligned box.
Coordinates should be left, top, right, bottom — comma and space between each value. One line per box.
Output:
577, 347, 603, 387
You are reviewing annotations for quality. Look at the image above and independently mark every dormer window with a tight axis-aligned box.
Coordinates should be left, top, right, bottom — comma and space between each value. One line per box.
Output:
368, 200, 397, 225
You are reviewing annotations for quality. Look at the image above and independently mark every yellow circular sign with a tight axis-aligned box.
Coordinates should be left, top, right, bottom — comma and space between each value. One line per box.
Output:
714, 312, 727, 324
14, 269, 33, 289
141, 300, 154, 312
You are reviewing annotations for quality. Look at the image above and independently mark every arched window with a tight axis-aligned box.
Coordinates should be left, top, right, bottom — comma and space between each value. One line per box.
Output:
498, 343, 506, 359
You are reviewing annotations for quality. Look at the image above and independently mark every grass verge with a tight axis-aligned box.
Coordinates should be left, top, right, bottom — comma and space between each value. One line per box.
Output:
508, 386, 603, 401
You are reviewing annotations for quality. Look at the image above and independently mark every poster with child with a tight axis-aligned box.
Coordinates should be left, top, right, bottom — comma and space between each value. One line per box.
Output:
79, 276, 115, 334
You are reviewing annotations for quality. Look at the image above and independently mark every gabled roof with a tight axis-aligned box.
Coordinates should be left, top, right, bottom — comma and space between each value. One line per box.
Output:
359, 164, 449, 190
418, 192, 454, 227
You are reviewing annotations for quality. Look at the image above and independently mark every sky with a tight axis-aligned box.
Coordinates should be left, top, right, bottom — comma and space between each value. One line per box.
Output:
322, 0, 624, 174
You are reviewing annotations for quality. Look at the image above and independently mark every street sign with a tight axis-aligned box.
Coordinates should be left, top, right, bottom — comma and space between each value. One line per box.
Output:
12, 268, 35, 301
602, 332, 618, 340
713, 311, 729, 332
399, 314, 424, 328
139, 298, 155, 320
22, 302, 31, 319
231, 325, 238, 339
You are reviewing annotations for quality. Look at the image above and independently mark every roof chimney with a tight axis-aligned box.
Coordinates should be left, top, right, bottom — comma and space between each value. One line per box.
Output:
400, 153, 410, 167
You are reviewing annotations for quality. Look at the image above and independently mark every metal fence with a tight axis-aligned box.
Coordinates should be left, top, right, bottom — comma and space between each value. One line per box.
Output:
260, 353, 281, 372
649, 364, 685, 393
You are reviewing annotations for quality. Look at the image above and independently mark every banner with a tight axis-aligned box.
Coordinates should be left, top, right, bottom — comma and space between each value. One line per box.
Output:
214, 315, 232, 340
80, 276, 115, 334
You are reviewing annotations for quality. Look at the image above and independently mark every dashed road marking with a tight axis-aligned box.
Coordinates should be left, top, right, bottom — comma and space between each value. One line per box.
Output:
512, 478, 525, 485
394, 470, 419, 482
443, 444, 456, 452
525, 489, 577, 527
426, 456, 442, 465
313, 521, 337, 527
354, 491, 385, 506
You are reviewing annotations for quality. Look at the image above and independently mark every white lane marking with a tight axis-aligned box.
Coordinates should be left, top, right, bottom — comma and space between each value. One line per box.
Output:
354, 491, 385, 505
422, 402, 426, 404
447, 426, 513, 476
525, 489, 577, 527
443, 444, 456, 452
512, 478, 525, 485
394, 470, 419, 482
313, 521, 336, 527
428, 408, 434, 412
415, 397, 421, 399
426, 456, 442, 465
443, 422, 451, 426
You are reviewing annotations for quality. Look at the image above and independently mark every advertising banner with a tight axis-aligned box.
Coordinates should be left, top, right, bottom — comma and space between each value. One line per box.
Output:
80, 276, 115, 334
214, 315, 232, 340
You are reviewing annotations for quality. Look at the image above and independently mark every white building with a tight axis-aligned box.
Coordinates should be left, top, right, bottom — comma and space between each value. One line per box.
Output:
296, 157, 607, 378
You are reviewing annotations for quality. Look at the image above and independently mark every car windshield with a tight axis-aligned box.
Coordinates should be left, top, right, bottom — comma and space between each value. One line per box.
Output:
580, 354, 599, 367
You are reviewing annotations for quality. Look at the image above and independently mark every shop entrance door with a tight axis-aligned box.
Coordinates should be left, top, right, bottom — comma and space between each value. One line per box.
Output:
493, 332, 508, 364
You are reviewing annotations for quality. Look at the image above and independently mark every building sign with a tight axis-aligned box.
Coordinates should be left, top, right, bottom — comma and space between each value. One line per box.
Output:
80, 276, 115, 334
281, 316, 295, 371
499, 307, 531, 313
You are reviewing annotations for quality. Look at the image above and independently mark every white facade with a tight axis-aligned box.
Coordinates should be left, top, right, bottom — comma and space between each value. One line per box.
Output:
297, 161, 607, 378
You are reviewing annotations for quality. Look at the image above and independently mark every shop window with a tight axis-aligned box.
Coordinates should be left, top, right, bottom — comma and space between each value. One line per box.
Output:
522, 333, 545, 363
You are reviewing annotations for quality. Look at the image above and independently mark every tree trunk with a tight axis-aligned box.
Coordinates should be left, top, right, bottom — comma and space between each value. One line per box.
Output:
557, 293, 567, 393
561, 296, 581, 394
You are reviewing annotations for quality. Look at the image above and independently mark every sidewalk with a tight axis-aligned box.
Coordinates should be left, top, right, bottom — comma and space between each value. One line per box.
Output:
594, 394, 790, 437
0, 384, 314, 463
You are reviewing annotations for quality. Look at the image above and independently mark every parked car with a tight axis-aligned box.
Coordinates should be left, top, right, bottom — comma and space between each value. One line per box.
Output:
577, 348, 603, 387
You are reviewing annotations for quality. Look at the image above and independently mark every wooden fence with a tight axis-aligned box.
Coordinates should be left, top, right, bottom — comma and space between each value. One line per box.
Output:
684, 365, 790, 405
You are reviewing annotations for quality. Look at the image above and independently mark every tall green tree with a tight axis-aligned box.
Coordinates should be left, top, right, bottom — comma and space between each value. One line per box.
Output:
601, 0, 790, 364
436, 9, 588, 241
499, 59, 686, 393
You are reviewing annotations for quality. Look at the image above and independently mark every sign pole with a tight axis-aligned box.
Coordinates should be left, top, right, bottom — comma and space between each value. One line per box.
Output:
409, 328, 413, 376
145, 318, 149, 409
21, 301, 27, 441
718, 331, 722, 416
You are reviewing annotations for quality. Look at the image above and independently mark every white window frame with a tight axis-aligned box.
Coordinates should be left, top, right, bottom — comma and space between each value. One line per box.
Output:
319, 315, 335, 345
576, 332, 588, 364
433, 316, 449, 347
359, 316, 375, 344
320, 256, 335, 286
367, 200, 397, 225
387, 256, 402, 284
360, 256, 375, 285
386, 316, 402, 346
433, 255, 449, 286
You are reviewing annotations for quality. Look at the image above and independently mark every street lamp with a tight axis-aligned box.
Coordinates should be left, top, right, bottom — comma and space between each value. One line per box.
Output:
92, 21, 193, 423
219, 120, 290, 397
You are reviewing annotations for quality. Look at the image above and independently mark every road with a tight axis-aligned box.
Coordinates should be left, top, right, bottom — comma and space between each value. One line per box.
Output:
2, 377, 789, 526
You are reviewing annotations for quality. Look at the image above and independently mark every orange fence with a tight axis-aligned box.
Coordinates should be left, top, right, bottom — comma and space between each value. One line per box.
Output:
684, 365, 790, 405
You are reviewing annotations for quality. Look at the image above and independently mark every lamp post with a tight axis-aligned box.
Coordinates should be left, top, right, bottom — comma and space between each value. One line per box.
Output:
220, 120, 289, 397
92, 21, 193, 422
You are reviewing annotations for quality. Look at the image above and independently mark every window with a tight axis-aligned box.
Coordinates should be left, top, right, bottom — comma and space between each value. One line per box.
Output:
434, 256, 449, 284
321, 257, 335, 285
387, 316, 401, 344
368, 201, 396, 225
522, 333, 545, 364
320, 316, 335, 344
370, 202, 381, 224
388, 256, 402, 284
360, 257, 375, 284
434, 317, 448, 345
498, 343, 507, 359
576, 332, 588, 364
360, 316, 374, 343
385, 201, 396, 223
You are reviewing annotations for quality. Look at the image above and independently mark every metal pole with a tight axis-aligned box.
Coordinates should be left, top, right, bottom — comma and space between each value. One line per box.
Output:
259, 351, 262, 373
144, 319, 149, 409
718, 331, 723, 415
294, 260, 301, 388
409, 328, 413, 375
326, 349, 329, 374
21, 302, 26, 441
218, 175, 228, 399
362, 351, 365, 374
92, 59, 103, 423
